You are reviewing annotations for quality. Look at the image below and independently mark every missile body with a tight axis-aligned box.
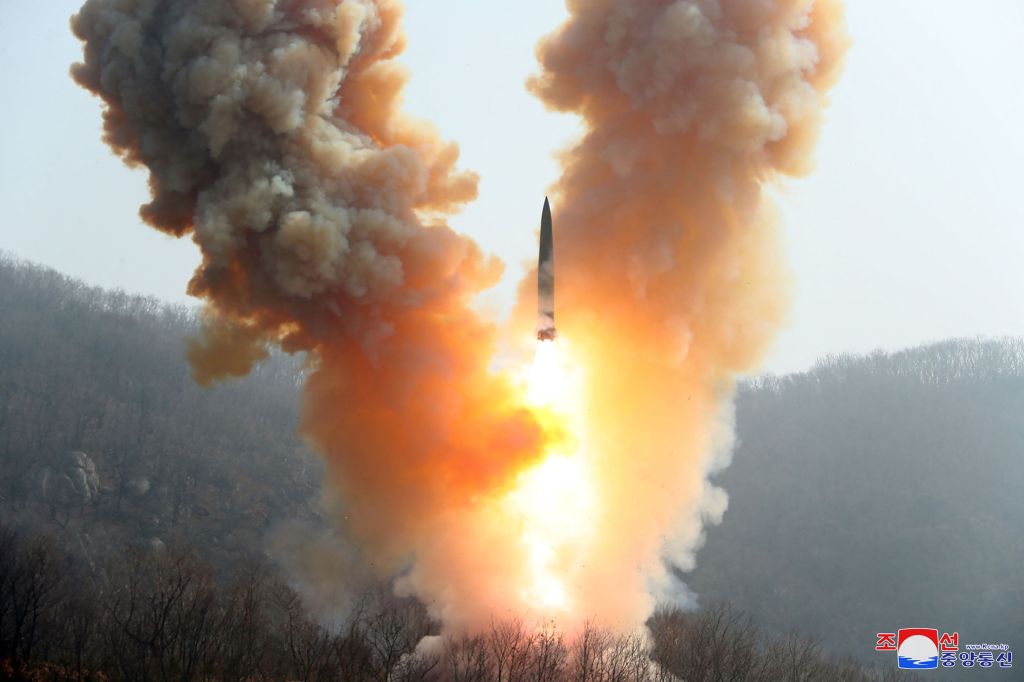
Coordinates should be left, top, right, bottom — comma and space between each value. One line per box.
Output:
537, 197, 557, 341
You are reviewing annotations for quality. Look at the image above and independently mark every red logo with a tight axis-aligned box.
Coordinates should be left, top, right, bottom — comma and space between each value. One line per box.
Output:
875, 633, 897, 651
897, 628, 939, 669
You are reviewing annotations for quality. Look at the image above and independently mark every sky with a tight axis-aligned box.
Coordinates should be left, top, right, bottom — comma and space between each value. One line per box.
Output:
0, 1, 1022, 375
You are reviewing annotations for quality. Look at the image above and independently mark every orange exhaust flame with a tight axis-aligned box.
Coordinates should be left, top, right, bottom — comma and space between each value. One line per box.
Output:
508, 339, 593, 614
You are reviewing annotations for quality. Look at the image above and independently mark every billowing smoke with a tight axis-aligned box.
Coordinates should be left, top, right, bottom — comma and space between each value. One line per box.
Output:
507, 0, 849, 628
72, 0, 845, 636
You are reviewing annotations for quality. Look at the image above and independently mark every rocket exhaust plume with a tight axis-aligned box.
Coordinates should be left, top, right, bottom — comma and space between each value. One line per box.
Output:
512, 0, 849, 628
72, 0, 846, 638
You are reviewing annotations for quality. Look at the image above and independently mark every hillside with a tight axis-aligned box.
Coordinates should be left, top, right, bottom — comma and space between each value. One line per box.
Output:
1, 254, 1020, 678
687, 340, 1024, 669
0, 254, 321, 573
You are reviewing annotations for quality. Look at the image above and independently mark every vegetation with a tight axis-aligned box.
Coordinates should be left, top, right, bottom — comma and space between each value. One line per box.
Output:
687, 338, 1024, 669
0, 253, 318, 574
1, 524, 915, 681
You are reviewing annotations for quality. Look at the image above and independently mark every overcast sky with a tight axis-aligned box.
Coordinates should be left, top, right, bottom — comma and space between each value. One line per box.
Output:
1, 1, 1022, 374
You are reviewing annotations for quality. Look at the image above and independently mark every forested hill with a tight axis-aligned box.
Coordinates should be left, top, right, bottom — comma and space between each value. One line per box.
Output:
1, 254, 1021, 676
687, 338, 1024, 670
0, 254, 320, 572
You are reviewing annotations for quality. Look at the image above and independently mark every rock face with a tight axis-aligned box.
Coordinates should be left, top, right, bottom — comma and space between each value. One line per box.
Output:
41, 451, 101, 507
69, 451, 100, 503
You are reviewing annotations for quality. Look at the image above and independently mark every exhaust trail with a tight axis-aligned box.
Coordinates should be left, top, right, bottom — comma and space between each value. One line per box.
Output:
509, 0, 849, 627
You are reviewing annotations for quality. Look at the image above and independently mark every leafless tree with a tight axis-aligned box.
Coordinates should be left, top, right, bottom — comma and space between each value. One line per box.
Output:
100, 545, 218, 682
0, 528, 65, 664
489, 617, 533, 682
277, 583, 337, 682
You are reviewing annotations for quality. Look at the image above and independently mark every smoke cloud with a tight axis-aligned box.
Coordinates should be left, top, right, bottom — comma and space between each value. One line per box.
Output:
73, 0, 845, 636
507, 0, 849, 628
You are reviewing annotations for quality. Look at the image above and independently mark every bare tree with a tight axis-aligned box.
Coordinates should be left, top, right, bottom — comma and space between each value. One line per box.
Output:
0, 528, 65, 664
527, 625, 567, 682
100, 545, 218, 682
359, 589, 433, 682
489, 617, 533, 682
277, 583, 336, 682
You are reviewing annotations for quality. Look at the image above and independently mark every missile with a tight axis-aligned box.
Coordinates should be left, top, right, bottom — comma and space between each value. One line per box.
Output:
537, 197, 557, 341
